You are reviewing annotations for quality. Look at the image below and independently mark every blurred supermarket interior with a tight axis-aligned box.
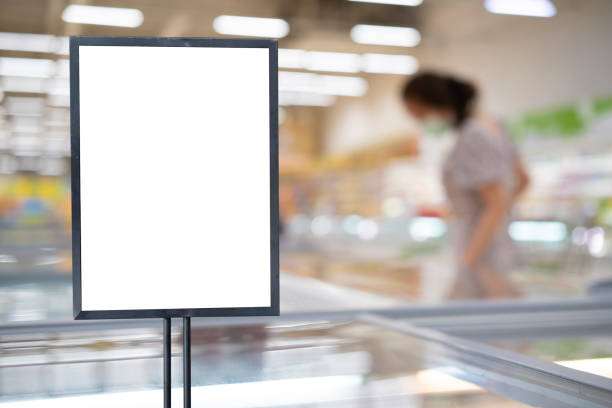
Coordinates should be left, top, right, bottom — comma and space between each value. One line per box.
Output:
2, 0, 612, 407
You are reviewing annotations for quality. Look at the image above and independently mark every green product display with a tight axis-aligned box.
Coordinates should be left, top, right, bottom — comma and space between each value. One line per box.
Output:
509, 94, 612, 140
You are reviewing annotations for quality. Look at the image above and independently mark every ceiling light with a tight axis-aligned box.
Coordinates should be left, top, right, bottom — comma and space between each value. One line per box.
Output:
0, 32, 56, 53
278, 49, 305, 69
348, 0, 423, 6
61, 5, 144, 27
213, 15, 289, 38
279, 92, 336, 107
484, 0, 556, 17
350, 24, 421, 47
361, 53, 418, 74
278, 48, 420, 75
279, 71, 368, 97
0, 57, 55, 78
55, 37, 69, 55
55, 59, 69, 78
302, 51, 360, 73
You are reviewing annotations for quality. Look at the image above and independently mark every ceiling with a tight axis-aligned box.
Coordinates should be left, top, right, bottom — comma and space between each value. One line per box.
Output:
0, 0, 601, 174
0, 0, 423, 48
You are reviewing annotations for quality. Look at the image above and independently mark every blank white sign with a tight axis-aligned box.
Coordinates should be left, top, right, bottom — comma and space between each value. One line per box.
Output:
77, 45, 271, 312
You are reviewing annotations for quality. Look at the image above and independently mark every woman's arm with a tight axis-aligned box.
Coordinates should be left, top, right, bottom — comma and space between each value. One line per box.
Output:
460, 182, 509, 268
513, 160, 530, 198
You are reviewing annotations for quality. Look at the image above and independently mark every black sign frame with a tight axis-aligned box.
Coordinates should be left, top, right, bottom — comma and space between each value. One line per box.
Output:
70, 36, 279, 320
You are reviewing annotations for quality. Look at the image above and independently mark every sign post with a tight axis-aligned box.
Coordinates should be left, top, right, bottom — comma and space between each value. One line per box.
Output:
70, 36, 279, 408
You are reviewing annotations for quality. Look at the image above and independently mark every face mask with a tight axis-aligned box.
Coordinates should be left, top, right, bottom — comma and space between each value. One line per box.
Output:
422, 116, 451, 136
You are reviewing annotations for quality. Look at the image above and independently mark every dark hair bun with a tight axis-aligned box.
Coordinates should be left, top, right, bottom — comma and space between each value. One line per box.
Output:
402, 71, 478, 126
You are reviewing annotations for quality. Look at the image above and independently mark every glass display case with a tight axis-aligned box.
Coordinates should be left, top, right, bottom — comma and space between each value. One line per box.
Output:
1, 305, 612, 407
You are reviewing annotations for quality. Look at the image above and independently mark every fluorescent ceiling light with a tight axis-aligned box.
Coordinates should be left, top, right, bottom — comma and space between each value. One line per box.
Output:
279, 49, 305, 69
55, 59, 69, 78
302, 51, 360, 73
348, 0, 423, 6
0, 57, 55, 78
279, 71, 368, 97
213, 15, 289, 38
280, 48, 419, 75
280, 91, 336, 107
55, 37, 69, 55
351, 24, 421, 47
361, 53, 418, 74
0, 32, 56, 53
0, 32, 69, 55
61, 5, 144, 28
484, 0, 556, 17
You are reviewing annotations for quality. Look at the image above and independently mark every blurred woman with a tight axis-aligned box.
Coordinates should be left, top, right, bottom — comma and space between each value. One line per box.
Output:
402, 72, 529, 299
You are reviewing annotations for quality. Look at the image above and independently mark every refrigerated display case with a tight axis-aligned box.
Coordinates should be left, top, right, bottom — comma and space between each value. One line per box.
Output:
1, 299, 611, 407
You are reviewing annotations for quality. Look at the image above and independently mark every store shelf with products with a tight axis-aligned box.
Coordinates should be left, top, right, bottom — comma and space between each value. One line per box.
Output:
277, 105, 612, 303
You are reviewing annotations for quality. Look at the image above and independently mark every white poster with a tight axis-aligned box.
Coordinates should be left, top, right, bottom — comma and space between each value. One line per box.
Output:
74, 41, 276, 316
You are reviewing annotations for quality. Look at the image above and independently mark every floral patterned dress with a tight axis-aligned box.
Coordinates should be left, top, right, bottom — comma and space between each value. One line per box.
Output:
442, 118, 519, 298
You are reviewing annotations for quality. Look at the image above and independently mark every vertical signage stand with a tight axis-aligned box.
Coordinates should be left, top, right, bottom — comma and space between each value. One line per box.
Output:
163, 317, 192, 408
163, 317, 172, 408
70, 36, 279, 408
183, 317, 191, 408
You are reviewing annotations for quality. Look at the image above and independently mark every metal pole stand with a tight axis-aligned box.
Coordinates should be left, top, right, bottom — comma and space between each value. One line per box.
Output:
162, 317, 192, 408
183, 317, 191, 408
163, 317, 171, 408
